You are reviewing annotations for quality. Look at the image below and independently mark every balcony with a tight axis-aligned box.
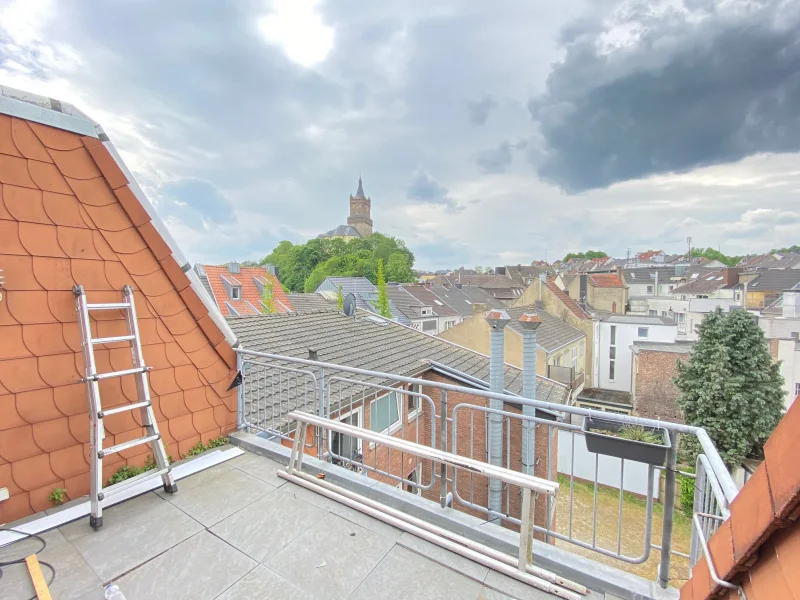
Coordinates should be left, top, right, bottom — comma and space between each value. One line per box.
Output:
1, 349, 737, 600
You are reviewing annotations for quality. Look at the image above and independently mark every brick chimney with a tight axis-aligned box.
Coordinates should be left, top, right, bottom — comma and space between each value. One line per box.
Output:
722, 267, 742, 287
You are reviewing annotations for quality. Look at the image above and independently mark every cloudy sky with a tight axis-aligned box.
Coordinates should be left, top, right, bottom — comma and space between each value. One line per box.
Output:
2, 0, 798, 270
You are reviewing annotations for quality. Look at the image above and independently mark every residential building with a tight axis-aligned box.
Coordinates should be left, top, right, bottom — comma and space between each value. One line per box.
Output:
0, 95, 239, 522
761, 285, 800, 408
634, 249, 665, 264
229, 309, 568, 533
318, 176, 373, 240
593, 314, 678, 393
566, 273, 628, 314
630, 341, 694, 422
622, 267, 677, 314
478, 274, 526, 305
439, 305, 587, 399
384, 284, 461, 333
739, 251, 800, 269
770, 338, 800, 410
195, 262, 293, 316
428, 284, 505, 318
741, 269, 800, 309
315, 276, 410, 324
287, 292, 333, 313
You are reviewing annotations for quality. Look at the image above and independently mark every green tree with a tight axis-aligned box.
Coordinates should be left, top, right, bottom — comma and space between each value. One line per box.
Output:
674, 308, 784, 468
386, 252, 414, 282
336, 284, 344, 310
770, 245, 800, 254
562, 250, 608, 262
690, 247, 741, 267
260, 278, 275, 313
376, 259, 391, 318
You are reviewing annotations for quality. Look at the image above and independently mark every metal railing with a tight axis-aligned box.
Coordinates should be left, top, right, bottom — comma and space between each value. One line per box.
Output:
235, 347, 738, 588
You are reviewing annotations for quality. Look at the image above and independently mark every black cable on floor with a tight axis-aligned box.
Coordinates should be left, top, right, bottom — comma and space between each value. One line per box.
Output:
0, 527, 56, 600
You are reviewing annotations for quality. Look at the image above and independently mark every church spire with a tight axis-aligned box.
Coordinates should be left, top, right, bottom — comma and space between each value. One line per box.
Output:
355, 175, 366, 199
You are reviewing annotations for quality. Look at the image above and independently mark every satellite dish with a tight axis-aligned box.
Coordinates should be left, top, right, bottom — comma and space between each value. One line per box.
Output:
343, 293, 356, 317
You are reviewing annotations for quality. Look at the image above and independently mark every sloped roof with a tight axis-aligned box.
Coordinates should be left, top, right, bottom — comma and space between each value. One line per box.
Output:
746, 269, 800, 292
671, 270, 733, 295
288, 293, 333, 313
545, 280, 589, 319
200, 264, 293, 316
429, 285, 505, 317
504, 306, 585, 352
316, 277, 411, 324
588, 273, 624, 288
0, 85, 238, 522
401, 284, 460, 317
621, 267, 677, 285
229, 310, 569, 424
318, 224, 362, 238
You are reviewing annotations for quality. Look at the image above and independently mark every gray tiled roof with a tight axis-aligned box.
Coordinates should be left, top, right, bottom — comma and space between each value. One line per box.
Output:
318, 224, 362, 238
229, 310, 568, 426
402, 285, 460, 317
505, 306, 585, 353
746, 269, 800, 292
430, 285, 506, 317
316, 277, 412, 324
288, 293, 333, 313
621, 267, 677, 285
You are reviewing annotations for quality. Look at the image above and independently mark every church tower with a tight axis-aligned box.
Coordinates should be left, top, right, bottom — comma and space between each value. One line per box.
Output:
347, 176, 373, 237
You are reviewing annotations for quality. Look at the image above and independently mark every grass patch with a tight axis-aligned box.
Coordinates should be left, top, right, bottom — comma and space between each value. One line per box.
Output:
593, 425, 664, 445
48, 487, 67, 506
107, 454, 174, 486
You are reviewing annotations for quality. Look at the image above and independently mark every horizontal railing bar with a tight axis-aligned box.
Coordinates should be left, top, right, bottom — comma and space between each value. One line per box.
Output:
288, 410, 558, 495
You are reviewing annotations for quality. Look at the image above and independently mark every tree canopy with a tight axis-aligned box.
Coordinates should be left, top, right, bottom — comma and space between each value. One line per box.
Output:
770, 245, 800, 254
562, 250, 608, 262
674, 308, 784, 468
689, 247, 741, 267
260, 233, 416, 293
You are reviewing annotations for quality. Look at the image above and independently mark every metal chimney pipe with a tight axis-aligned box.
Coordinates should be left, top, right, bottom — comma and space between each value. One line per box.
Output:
519, 314, 542, 477
485, 309, 510, 521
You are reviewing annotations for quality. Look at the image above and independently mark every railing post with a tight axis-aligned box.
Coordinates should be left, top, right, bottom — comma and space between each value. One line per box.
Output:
658, 430, 678, 588
440, 389, 448, 508
236, 351, 244, 430
309, 348, 325, 461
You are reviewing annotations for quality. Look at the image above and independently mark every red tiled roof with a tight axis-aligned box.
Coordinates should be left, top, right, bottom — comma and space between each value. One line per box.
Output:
545, 280, 589, 319
636, 249, 663, 261
0, 110, 238, 522
679, 397, 800, 599
588, 273, 624, 288
202, 265, 293, 316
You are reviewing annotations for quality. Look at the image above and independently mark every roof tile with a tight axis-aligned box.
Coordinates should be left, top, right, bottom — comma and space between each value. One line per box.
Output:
161, 309, 198, 337
47, 148, 102, 180
65, 175, 116, 206
690, 557, 712, 600
214, 339, 237, 369
137, 319, 162, 346
49, 443, 88, 479
28, 122, 83, 150
0, 425, 41, 462
0, 462, 23, 495
118, 247, 161, 275
0, 297, 19, 326
179, 287, 209, 320
41, 191, 87, 227
92, 229, 118, 260
198, 359, 230, 385
3, 184, 52, 223
167, 414, 196, 442
16, 387, 63, 424
160, 256, 191, 292
67, 415, 90, 443
132, 269, 173, 296
103, 408, 140, 437
104, 260, 136, 291
63, 472, 90, 501
764, 400, 800, 521
7, 290, 57, 324
22, 323, 71, 356
28, 159, 73, 194
71, 258, 113, 290
0, 325, 31, 360
38, 353, 82, 387
165, 342, 192, 367
83, 202, 132, 232
47, 291, 77, 323
707, 519, 736, 581
53, 382, 86, 416
197, 314, 225, 347
186, 344, 219, 370
32, 417, 76, 452
0, 154, 37, 188
0, 393, 27, 431
748, 542, 794, 600
141, 344, 171, 370
192, 407, 218, 435
32, 256, 77, 290
83, 141, 129, 189
10, 119, 52, 162
18, 221, 68, 257
156, 319, 175, 343
0, 184, 14, 219
0, 492, 33, 525
150, 368, 182, 396
175, 365, 204, 391
102, 227, 148, 254
774, 524, 800, 591
137, 222, 172, 259
0, 220, 27, 255
157, 390, 188, 420
0, 114, 23, 156
57, 225, 102, 260
12, 452, 59, 491
183, 387, 211, 412
730, 462, 776, 563
173, 327, 208, 354
114, 185, 151, 226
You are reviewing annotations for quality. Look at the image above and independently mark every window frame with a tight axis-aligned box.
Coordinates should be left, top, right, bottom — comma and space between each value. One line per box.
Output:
610, 325, 616, 345
407, 383, 421, 422
370, 390, 402, 436
231, 286, 242, 300
331, 406, 363, 460
637, 327, 649, 338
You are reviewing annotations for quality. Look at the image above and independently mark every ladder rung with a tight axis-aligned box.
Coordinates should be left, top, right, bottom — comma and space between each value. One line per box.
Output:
102, 467, 171, 498
86, 302, 131, 310
92, 335, 135, 345
99, 401, 151, 418
87, 366, 151, 382
99, 434, 160, 458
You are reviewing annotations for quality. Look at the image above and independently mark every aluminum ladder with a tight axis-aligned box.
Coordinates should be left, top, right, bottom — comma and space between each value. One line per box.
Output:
73, 284, 177, 530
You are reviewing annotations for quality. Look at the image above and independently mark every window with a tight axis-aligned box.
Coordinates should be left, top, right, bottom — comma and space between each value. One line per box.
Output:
735, 290, 741, 301
608, 326, 616, 381
610, 325, 616, 345
572, 347, 577, 370
331, 409, 361, 462
609, 346, 616, 360
646, 285, 654, 294
231, 286, 241, 300
609, 360, 615, 380
648, 310, 657, 316
661, 311, 667, 317
553, 354, 561, 367
638, 327, 649, 338
407, 383, 421, 421
795, 382, 800, 398
370, 391, 401, 434
405, 463, 422, 495
668, 285, 674, 292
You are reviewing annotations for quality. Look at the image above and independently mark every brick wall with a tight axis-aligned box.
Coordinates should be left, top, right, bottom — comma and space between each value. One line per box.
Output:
631, 350, 686, 423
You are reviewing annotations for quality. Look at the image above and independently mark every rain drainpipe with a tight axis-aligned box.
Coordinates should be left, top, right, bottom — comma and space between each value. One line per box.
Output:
519, 314, 542, 478
486, 309, 510, 522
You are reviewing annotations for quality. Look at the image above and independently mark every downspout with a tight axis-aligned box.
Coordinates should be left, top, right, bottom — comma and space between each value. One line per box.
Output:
519, 314, 542, 478
485, 309, 510, 521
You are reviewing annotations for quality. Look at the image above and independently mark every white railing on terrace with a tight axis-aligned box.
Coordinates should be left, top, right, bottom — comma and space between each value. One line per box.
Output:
234, 347, 738, 590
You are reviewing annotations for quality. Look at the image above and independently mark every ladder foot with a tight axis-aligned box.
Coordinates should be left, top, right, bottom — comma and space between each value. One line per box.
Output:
163, 483, 178, 494
89, 515, 103, 530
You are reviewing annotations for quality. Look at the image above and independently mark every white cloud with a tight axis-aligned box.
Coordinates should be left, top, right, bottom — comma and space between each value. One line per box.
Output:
258, 0, 334, 68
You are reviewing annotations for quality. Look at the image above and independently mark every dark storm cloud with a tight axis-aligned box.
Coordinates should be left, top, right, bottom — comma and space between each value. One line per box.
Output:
529, 0, 800, 193
467, 95, 498, 125
407, 170, 461, 212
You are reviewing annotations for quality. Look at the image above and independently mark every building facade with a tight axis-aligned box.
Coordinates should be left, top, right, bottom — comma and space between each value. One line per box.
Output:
319, 177, 373, 240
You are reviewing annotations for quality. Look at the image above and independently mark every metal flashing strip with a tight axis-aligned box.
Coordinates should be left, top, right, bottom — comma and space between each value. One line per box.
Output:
0, 447, 243, 548
0, 93, 98, 138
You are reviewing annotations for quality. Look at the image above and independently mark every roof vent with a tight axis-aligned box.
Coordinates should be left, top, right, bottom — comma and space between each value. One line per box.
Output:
227, 262, 241, 274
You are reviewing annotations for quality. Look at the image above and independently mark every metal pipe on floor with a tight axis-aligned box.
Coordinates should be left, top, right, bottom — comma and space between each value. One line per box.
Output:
278, 469, 587, 598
